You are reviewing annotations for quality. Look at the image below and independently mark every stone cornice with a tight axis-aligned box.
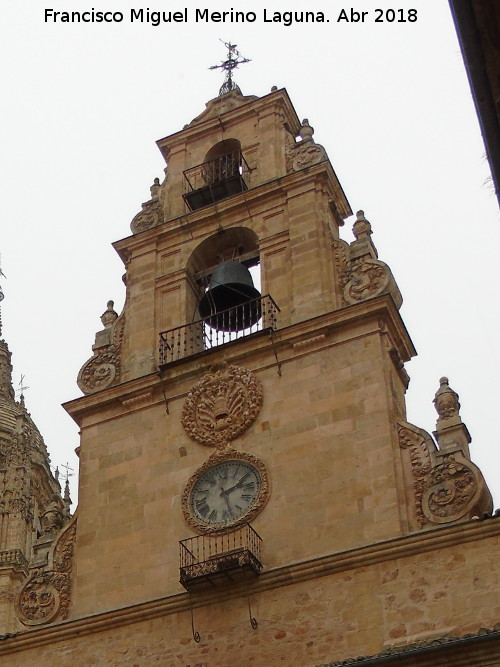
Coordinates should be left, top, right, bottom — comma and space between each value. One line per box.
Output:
63, 294, 414, 425
155, 87, 301, 157
112, 158, 349, 263
1, 517, 499, 656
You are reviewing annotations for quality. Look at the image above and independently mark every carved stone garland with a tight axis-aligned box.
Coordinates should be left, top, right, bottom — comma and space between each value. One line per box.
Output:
15, 516, 77, 626
181, 362, 263, 449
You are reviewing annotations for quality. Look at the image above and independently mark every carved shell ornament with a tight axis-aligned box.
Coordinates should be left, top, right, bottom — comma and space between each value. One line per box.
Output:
181, 363, 263, 448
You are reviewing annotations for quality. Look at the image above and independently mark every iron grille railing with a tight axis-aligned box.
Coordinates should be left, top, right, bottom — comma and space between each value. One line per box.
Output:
159, 294, 279, 366
183, 150, 250, 210
179, 523, 263, 588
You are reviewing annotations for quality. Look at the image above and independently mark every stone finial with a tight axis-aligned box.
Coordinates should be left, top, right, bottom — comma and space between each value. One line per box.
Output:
150, 177, 160, 199
352, 210, 373, 240
434, 376, 460, 421
100, 301, 118, 329
433, 376, 471, 457
299, 119, 314, 143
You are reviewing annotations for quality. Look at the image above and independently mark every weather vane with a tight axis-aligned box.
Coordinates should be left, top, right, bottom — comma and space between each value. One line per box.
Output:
209, 40, 250, 96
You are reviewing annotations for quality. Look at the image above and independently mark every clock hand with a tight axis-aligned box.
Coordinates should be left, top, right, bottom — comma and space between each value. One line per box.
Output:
221, 474, 250, 496
222, 491, 233, 515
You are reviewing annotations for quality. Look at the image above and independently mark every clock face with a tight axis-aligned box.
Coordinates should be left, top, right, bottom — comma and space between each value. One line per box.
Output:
183, 455, 269, 533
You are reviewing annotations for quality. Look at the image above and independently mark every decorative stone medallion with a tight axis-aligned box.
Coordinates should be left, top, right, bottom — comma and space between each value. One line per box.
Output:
181, 363, 263, 448
421, 455, 479, 524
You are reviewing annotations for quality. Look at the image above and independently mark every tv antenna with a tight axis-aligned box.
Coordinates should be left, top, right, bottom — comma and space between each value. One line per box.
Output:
61, 462, 75, 484
16, 374, 30, 403
209, 40, 250, 96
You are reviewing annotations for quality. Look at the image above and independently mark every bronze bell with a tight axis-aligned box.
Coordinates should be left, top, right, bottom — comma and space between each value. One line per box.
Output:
199, 261, 261, 332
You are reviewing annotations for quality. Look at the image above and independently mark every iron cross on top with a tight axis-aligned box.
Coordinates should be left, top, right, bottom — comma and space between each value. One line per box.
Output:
209, 41, 250, 95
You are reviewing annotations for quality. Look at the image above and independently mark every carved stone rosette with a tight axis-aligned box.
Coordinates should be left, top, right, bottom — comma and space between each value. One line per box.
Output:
77, 315, 124, 395
16, 516, 77, 626
130, 198, 164, 234
181, 449, 270, 534
181, 363, 263, 448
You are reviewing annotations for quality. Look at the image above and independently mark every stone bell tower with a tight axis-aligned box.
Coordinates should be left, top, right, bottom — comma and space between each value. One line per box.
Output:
2, 54, 498, 665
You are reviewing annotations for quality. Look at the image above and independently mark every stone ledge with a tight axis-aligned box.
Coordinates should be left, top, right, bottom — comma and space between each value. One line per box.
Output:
317, 624, 500, 667
1, 516, 499, 656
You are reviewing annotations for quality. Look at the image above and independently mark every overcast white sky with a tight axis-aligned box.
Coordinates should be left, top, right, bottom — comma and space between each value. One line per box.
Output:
1, 0, 498, 509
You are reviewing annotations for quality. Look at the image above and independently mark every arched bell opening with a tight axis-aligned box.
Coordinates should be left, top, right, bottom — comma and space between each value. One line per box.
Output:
187, 228, 261, 333
183, 139, 250, 211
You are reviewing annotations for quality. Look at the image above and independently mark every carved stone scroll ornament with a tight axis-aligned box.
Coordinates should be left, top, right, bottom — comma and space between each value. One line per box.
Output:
16, 516, 77, 626
398, 422, 492, 527
398, 423, 433, 527
421, 455, 480, 524
332, 238, 350, 290
344, 258, 395, 305
285, 142, 327, 173
181, 363, 263, 449
130, 196, 164, 234
339, 211, 403, 309
77, 310, 125, 395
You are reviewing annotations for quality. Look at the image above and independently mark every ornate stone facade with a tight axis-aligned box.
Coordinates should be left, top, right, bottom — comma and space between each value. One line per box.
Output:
1, 85, 497, 667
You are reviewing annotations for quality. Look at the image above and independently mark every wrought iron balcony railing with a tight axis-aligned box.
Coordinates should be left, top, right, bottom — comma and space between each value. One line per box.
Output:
183, 150, 250, 211
179, 523, 263, 590
159, 294, 279, 367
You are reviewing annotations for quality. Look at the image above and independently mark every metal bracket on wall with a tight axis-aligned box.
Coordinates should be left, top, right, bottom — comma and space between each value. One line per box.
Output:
157, 369, 170, 414
269, 330, 282, 376
247, 591, 258, 630
188, 591, 201, 643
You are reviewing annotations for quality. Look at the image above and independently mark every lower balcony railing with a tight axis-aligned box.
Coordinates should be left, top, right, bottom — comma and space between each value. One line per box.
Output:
179, 523, 263, 590
159, 294, 279, 366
